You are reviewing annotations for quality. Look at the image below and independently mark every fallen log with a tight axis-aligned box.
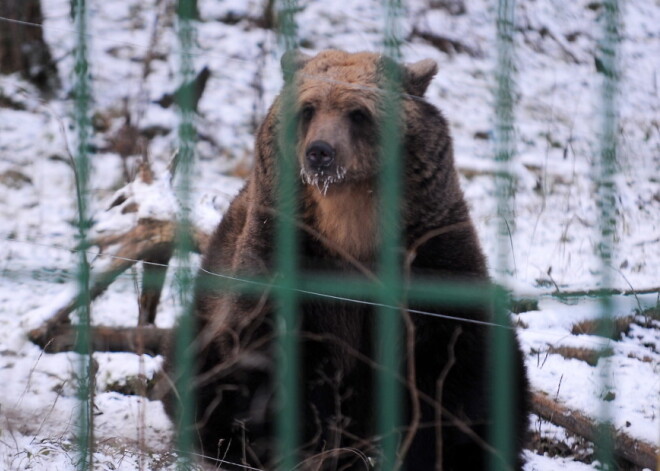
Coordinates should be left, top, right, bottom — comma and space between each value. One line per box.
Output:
27, 218, 179, 346
28, 325, 170, 356
26, 159, 213, 345
531, 391, 659, 470
25, 322, 659, 468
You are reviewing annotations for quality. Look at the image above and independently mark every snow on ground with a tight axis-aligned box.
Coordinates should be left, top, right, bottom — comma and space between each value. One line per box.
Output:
518, 294, 660, 446
0, 0, 658, 469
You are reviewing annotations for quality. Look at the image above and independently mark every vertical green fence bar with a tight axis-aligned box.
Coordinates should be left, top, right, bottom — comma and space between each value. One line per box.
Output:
378, 0, 404, 469
594, 0, 620, 468
173, 0, 197, 466
491, 0, 516, 470
71, 0, 94, 468
275, 1, 300, 469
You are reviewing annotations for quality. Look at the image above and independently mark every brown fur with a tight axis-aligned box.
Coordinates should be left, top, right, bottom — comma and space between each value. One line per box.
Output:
303, 183, 378, 261
164, 50, 529, 470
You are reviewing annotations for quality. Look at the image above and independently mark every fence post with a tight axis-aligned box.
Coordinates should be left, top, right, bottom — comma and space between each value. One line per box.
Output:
378, 0, 404, 469
491, 0, 516, 470
594, 0, 620, 468
173, 0, 197, 466
275, 1, 300, 469
71, 0, 94, 468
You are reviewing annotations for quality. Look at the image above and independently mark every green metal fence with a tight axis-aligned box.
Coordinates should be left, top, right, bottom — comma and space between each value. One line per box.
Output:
71, 0, 94, 468
594, 0, 620, 467
275, 2, 302, 469
41, 0, 621, 469
172, 0, 198, 467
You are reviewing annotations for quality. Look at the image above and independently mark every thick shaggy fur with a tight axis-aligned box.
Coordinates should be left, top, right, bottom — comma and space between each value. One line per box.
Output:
164, 50, 529, 470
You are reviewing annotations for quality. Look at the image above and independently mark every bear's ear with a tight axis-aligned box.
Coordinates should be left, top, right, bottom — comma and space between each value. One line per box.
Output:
404, 58, 438, 97
281, 50, 312, 78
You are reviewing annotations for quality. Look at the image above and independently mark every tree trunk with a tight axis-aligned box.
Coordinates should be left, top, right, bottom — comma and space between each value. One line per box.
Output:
0, 0, 59, 95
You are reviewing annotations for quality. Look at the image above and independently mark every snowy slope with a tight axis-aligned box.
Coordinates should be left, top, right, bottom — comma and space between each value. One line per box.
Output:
0, 0, 658, 469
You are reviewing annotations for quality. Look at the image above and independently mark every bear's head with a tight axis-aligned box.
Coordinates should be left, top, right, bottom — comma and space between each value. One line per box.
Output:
278, 50, 438, 196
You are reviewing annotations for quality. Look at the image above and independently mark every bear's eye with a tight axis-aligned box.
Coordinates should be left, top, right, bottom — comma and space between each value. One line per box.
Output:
300, 105, 315, 122
348, 109, 370, 124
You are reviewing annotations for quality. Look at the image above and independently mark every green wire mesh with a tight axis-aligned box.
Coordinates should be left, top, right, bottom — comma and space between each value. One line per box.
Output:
377, 1, 405, 470
275, 1, 301, 469
173, 0, 198, 467
594, 0, 620, 468
491, 0, 517, 469
61, 0, 624, 468
72, 0, 94, 468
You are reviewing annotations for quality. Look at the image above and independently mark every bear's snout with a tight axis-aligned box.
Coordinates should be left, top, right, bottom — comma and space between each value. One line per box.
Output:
305, 140, 336, 172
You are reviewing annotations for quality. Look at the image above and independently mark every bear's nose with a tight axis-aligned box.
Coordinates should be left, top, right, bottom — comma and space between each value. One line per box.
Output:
305, 140, 335, 171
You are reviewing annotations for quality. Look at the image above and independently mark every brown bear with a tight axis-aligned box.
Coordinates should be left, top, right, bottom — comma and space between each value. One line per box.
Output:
164, 50, 529, 470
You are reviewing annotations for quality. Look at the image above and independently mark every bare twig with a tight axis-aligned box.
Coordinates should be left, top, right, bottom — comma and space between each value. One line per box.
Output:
395, 306, 420, 470
435, 326, 462, 471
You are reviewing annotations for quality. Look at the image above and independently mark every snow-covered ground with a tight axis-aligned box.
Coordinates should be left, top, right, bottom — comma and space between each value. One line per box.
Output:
0, 0, 658, 469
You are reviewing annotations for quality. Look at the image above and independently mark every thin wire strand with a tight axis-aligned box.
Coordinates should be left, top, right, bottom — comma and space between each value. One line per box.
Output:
3, 235, 507, 330
3, 233, 657, 357
182, 449, 266, 471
